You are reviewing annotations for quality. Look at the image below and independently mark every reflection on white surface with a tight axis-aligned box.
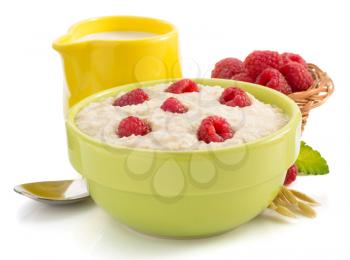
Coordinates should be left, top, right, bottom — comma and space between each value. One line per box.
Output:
14, 196, 292, 258
13, 175, 336, 260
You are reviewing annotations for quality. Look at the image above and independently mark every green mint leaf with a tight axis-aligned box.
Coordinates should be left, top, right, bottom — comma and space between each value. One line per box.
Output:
296, 141, 329, 175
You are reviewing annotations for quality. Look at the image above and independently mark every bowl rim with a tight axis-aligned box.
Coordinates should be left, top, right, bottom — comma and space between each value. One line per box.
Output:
66, 78, 301, 155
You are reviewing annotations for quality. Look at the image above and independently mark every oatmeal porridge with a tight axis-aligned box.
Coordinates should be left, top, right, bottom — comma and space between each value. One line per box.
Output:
75, 79, 289, 150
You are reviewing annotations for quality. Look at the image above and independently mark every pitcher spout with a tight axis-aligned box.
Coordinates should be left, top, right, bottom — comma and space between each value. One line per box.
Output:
52, 34, 79, 54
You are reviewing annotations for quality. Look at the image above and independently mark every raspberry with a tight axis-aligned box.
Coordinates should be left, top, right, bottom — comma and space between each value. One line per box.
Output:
231, 72, 254, 83
117, 116, 151, 137
255, 68, 292, 95
284, 164, 298, 185
113, 88, 149, 107
280, 62, 314, 92
161, 97, 188, 113
219, 87, 252, 107
244, 51, 281, 79
165, 79, 199, 94
211, 58, 245, 79
280, 52, 307, 68
197, 116, 234, 143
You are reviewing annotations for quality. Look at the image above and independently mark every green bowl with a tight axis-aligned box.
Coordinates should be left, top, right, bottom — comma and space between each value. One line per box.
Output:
66, 78, 302, 238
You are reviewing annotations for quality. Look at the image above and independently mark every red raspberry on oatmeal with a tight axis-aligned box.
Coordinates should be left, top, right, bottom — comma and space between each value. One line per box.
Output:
113, 88, 149, 107
161, 97, 188, 113
117, 116, 151, 137
165, 79, 199, 94
197, 116, 234, 143
219, 87, 252, 107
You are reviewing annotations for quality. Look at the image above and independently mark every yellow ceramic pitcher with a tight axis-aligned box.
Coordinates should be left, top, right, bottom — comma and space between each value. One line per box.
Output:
53, 16, 182, 109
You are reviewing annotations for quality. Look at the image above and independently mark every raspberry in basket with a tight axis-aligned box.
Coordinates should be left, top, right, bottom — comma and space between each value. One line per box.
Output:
211, 58, 245, 79
284, 164, 298, 185
161, 97, 188, 113
231, 72, 254, 83
280, 52, 307, 68
280, 62, 314, 92
219, 87, 252, 107
117, 116, 151, 137
113, 88, 149, 107
255, 68, 292, 95
244, 50, 281, 79
197, 116, 234, 143
165, 79, 199, 93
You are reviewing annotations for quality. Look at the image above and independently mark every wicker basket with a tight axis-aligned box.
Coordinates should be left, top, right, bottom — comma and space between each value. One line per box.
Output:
288, 63, 334, 131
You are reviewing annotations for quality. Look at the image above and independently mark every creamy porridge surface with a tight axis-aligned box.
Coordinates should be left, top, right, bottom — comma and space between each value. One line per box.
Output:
75, 83, 289, 150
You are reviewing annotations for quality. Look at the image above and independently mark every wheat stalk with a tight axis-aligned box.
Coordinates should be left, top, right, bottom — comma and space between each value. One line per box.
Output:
268, 187, 319, 218
290, 189, 319, 205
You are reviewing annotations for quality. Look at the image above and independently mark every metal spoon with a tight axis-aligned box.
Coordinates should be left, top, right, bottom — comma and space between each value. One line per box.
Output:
14, 179, 90, 205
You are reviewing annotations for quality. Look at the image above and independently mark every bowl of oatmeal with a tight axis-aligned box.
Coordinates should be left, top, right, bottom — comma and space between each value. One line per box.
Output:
66, 78, 301, 238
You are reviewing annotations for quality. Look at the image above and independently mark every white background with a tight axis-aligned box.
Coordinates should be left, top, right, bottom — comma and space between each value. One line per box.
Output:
1, 0, 349, 259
